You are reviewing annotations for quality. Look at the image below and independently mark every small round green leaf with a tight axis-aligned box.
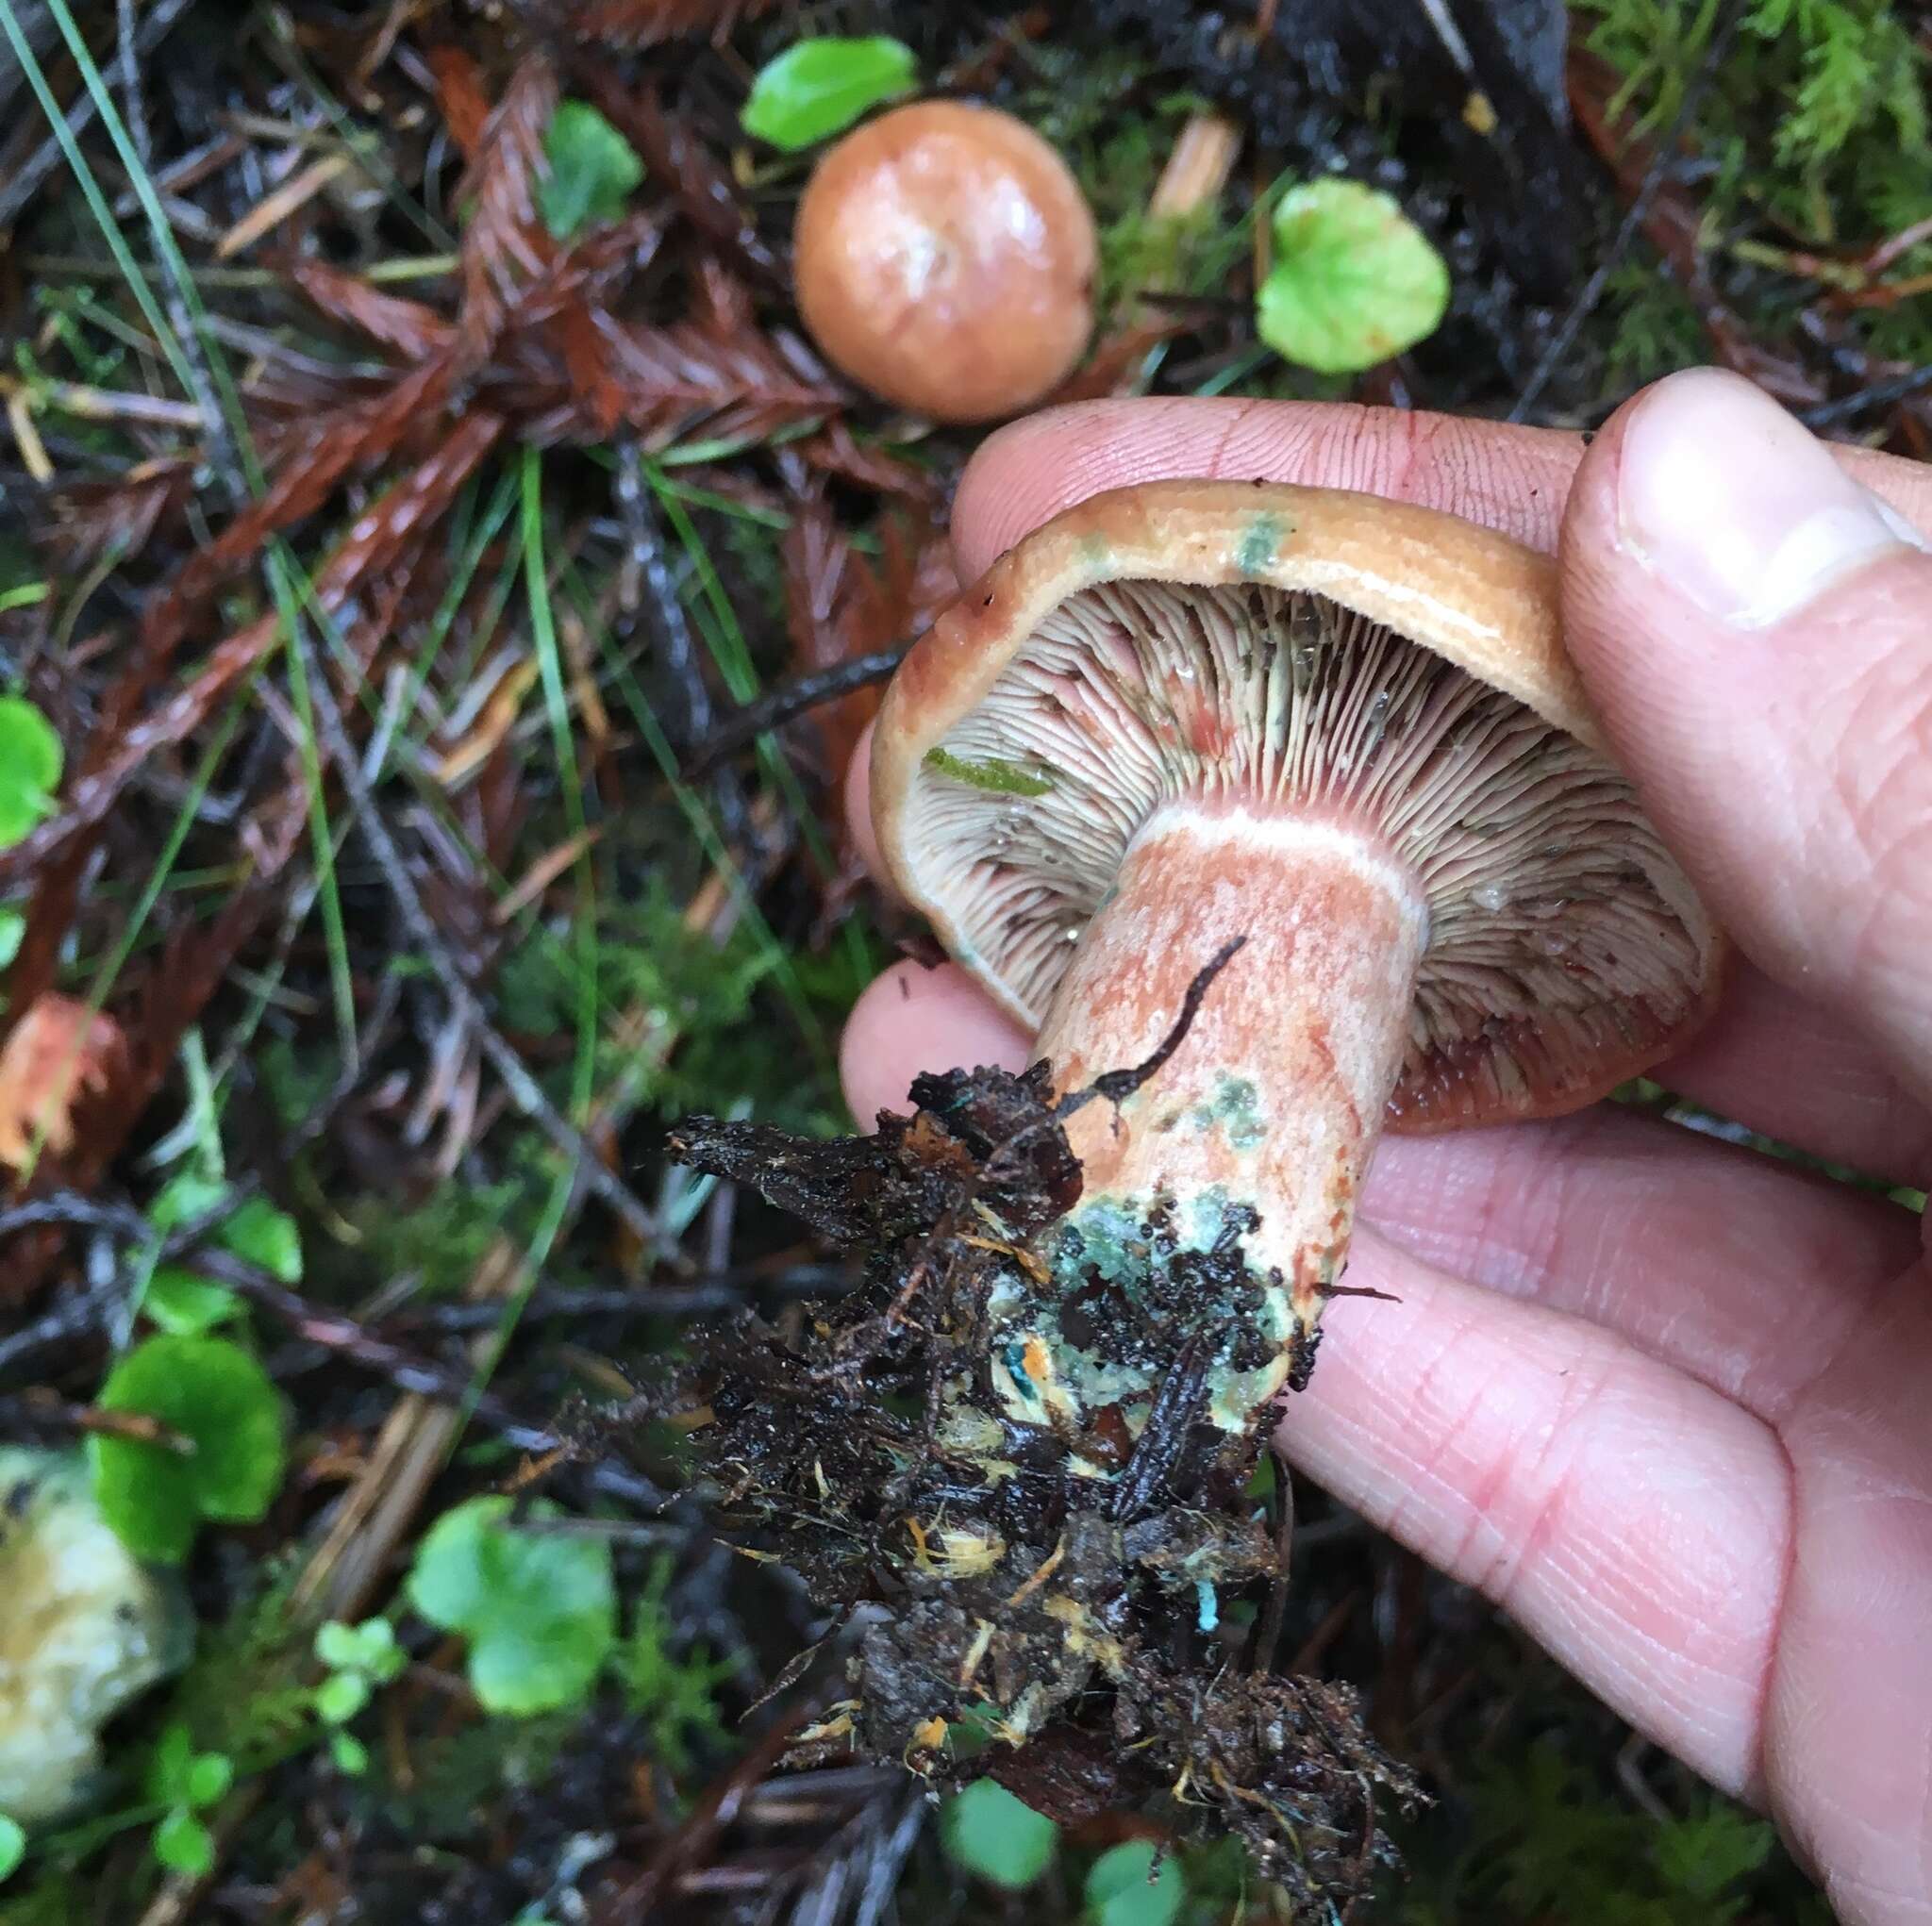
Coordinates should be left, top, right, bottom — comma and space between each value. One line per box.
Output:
316, 1616, 400, 1679
184, 1752, 233, 1810
314, 1672, 370, 1725
1257, 178, 1449, 374
538, 101, 644, 241
0, 1814, 25, 1883
0, 908, 24, 971
220, 1197, 303, 1283
144, 1183, 300, 1335
144, 1268, 245, 1337
406, 1497, 615, 1716
1085, 1840, 1185, 1926
741, 37, 917, 152
152, 1809, 212, 1877
0, 697, 61, 851
314, 1620, 360, 1670
941, 1780, 1058, 1889
329, 1731, 370, 1777
89, 1336, 287, 1562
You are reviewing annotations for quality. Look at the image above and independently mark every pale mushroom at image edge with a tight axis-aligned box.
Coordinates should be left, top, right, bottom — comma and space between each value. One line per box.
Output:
0, 1448, 191, 1828
871, 479, 1727, 1455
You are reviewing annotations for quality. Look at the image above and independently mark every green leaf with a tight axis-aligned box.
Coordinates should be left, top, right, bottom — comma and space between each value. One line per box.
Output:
328, 1732, 369, 1777
0, 908, 23, 971
314, 1672, 369, 1725
315, 1617, 402, 1680
143, 1181, 302, 1335
1653, 1804, 1774, 1901
144, 1269, 246, 1336
538, 102, 644, 241
221, 1197, 302, 1283
741, 37, 917, 151
314, 1621, 360, 1669
150, 1723, 194, 1804
0, 697, 60, 850
941, 1781, 1058, 1889
152, 1809, 212, 1878
406, 1497, 615, 1715
1085, 1840, 1185, 1926
1257, 179, 1450, 374
0, 1815, 24, 1882
89, 1336, 287, 1562
183, 1752, 232, 1810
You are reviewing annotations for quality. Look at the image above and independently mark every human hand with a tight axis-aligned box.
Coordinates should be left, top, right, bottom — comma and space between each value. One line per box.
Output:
836, 370, 1932, 1924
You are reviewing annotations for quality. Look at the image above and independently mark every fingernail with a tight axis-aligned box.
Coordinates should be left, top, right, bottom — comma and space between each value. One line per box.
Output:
1616, 367, 1926, 627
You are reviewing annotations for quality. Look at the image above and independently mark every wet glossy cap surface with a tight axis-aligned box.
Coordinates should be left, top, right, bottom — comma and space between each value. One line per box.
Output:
793, 102, 1097, 423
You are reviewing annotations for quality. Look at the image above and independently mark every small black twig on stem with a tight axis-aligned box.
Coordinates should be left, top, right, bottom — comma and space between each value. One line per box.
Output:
1060, 936, 1248, 1116
1798, 363, 1932, 426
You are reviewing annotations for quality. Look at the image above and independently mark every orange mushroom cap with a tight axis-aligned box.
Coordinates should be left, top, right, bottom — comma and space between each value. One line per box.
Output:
792, 102, 1097, 423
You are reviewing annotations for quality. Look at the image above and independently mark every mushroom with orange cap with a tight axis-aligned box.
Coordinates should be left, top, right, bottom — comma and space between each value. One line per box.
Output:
870, 480, 1725, 1457
792, 101, 1097, 424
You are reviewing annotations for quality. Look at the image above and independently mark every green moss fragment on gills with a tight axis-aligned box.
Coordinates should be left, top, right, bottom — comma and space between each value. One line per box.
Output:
924, 745, 1056, 796
1235, 511, 1290, 575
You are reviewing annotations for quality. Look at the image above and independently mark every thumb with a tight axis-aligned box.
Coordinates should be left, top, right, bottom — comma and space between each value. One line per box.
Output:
1560, 367, 1932, 1104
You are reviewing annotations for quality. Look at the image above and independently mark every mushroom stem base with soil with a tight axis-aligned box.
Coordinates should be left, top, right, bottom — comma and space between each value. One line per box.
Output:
993, 803, 1425, 1461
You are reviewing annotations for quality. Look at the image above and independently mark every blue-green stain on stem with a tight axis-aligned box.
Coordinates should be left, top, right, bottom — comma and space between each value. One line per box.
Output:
1191, 1073, 1266, 1150
924, 746, 1055, 796
1235, 512, 1289, 575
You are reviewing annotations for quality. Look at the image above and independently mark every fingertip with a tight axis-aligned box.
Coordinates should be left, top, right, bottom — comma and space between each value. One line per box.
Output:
952, 404, 1119, 578
952, 396, 1598, 583
839, 959, 1036, 1129
1558, 370, 1932, 1095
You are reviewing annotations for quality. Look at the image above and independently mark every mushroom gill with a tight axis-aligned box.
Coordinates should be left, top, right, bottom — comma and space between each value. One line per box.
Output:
901, 576, 1714, 1124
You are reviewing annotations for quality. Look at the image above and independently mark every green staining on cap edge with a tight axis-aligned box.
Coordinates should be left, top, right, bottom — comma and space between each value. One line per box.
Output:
1235, 512, 1290, 576
924, 745, 1057, 796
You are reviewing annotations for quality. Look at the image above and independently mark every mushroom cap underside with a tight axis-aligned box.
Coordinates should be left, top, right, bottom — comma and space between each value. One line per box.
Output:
873, 480, 1727, 1132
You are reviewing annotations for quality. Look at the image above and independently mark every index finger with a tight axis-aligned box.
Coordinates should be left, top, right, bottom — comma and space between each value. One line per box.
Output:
949, 394, 1932, 580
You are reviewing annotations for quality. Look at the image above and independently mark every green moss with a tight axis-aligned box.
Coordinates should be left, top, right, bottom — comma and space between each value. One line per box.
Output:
1577, 0, 1932, 367
1600, 263, 1708, 390
922, 746, 1056, 796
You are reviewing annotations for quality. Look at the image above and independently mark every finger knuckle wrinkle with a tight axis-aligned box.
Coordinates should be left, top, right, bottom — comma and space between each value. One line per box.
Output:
1455, 1349, 1621, 1608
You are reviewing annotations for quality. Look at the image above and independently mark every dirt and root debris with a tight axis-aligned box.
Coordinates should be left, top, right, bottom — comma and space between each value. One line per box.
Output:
667, 959, 1420, 1914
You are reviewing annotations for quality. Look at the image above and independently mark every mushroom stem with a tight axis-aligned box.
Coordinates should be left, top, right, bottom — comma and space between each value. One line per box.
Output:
1009, 802, 1424, 1446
